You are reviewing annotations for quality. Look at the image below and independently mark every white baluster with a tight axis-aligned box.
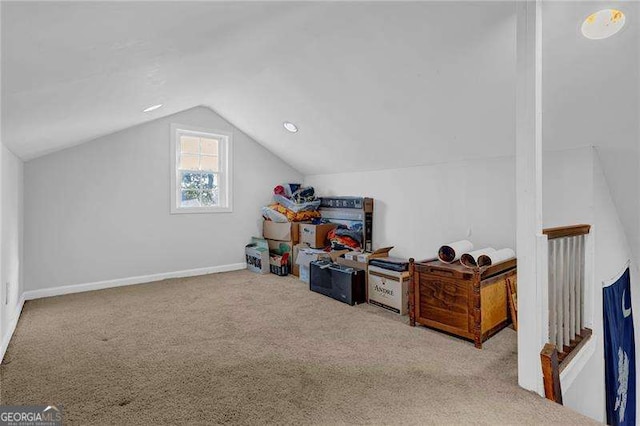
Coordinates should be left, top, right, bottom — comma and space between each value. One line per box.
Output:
556, 238, 564, 349
548, 239, 556, 345
563, 236, 571, 346
578, 234, 585, 331
570, 236, 577, 342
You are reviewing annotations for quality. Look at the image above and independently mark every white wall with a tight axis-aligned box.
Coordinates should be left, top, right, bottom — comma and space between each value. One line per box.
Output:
23, 106, 301, 292
305, 155, 516, 260
0, 143, 24, 359
542, 148, 594, 229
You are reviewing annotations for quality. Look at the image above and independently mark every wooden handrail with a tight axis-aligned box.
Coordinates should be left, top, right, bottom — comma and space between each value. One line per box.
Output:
540, 343, 563, 404
543, 224, 591, 240
542, 223, 592, 405
540, 328, 592, 405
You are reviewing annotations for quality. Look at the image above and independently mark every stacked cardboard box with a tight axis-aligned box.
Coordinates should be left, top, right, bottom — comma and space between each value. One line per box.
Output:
269, 252, 290, 276
263, 221, 299, 275
299, 223, 338, 248
319, 197, 374, 252
336, 247, 393, 300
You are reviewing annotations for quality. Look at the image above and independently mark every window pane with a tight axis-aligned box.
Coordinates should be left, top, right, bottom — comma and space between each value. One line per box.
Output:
202, 172, 216, 190
180, 135, 200, 154
179, 171, 219, 208
180, 154, 199, 170
173, 129, 227, 211
180, 189, 201, 207
181, 171, 212, 189
201, 138, 219, 156
199, 189, 219, 207
200, 155, 219, 172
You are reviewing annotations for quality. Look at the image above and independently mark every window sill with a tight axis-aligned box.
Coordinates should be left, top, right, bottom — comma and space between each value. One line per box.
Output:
171, 206, 233, 214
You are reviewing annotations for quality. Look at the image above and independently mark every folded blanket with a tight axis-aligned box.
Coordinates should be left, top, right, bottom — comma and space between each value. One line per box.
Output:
369, 257, 409, 272
261, 206, 289, 223
269, 204, 321, 222
291, 186, 316, 204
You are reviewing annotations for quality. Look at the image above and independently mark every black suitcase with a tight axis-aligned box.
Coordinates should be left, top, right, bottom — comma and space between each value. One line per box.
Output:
310, 260, 366, 306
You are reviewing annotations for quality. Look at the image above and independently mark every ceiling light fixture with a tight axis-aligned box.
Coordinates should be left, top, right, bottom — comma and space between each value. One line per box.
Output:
581, 9, 626, 40
143, 104, 163, 113
283, 122, 298, 133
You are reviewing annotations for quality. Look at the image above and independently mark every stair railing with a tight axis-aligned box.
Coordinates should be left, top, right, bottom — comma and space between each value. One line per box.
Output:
540, 224, 592, 403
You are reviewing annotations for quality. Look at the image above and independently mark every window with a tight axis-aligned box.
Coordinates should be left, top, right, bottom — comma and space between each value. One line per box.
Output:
170, 124, 232, 213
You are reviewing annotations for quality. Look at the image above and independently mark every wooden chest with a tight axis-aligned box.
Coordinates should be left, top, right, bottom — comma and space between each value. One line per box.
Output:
409, 258, 516, 348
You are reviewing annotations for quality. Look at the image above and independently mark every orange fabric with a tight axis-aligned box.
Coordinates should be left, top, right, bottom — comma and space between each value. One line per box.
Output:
327, 229, 360, 249
269, 204, 321, 222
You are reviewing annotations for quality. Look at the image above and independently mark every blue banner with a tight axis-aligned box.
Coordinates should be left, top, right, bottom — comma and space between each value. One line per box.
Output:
604, 267, 636, 426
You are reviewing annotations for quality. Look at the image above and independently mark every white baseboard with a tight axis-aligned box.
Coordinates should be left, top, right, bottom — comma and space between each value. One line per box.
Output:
1, 294, 26, 362
23, 262, 247, 301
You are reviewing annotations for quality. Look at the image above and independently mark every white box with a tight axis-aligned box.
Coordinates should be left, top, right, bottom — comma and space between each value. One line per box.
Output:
296, 248, 331, 284
343, 251, 361, 261
367, 265, 410, 315
299, 265, 310, 283
245, 237, 269, 274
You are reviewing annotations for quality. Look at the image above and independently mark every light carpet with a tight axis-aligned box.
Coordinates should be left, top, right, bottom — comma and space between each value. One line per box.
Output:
1, 270, 594, 424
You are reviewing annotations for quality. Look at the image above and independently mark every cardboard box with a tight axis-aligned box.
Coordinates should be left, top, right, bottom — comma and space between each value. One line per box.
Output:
267, 238, 294, 269
245, 237, 269, 274
343, 251, 360, 261
318, 197, 373, 251
269, 252, 290, 276
341, 247, 393, 264
368, 265, 410, 315
263, 221, 300, 243
299, 223, 338, 248
337, 247, 394, 296
291, 243, 310, 277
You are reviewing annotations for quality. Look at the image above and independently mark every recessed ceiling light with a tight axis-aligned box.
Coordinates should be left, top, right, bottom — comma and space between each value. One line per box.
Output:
283, 122, 298, 133
143, 104, 163, 113
581, 9, 626, 40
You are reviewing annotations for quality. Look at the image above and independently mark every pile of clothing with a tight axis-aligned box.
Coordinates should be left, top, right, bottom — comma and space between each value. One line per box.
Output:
327, 222, 363, 251
297, 217, 362, 251
261, 183, 321, 222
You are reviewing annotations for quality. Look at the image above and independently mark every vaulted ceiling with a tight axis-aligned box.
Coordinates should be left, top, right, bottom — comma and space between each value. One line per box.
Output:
2, 1, 517, 174
2, 0, 637, 199
3, 0, 638, 257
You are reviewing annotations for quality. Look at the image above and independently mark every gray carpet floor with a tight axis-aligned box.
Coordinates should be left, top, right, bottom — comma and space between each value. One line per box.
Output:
1, 270, 594, 425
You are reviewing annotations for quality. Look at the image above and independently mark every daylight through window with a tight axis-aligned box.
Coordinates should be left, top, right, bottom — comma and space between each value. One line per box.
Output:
171, 126, 231, 213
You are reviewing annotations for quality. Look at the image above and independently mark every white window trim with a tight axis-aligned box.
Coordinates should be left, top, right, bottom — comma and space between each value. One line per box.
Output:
170, 123, 233, 214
